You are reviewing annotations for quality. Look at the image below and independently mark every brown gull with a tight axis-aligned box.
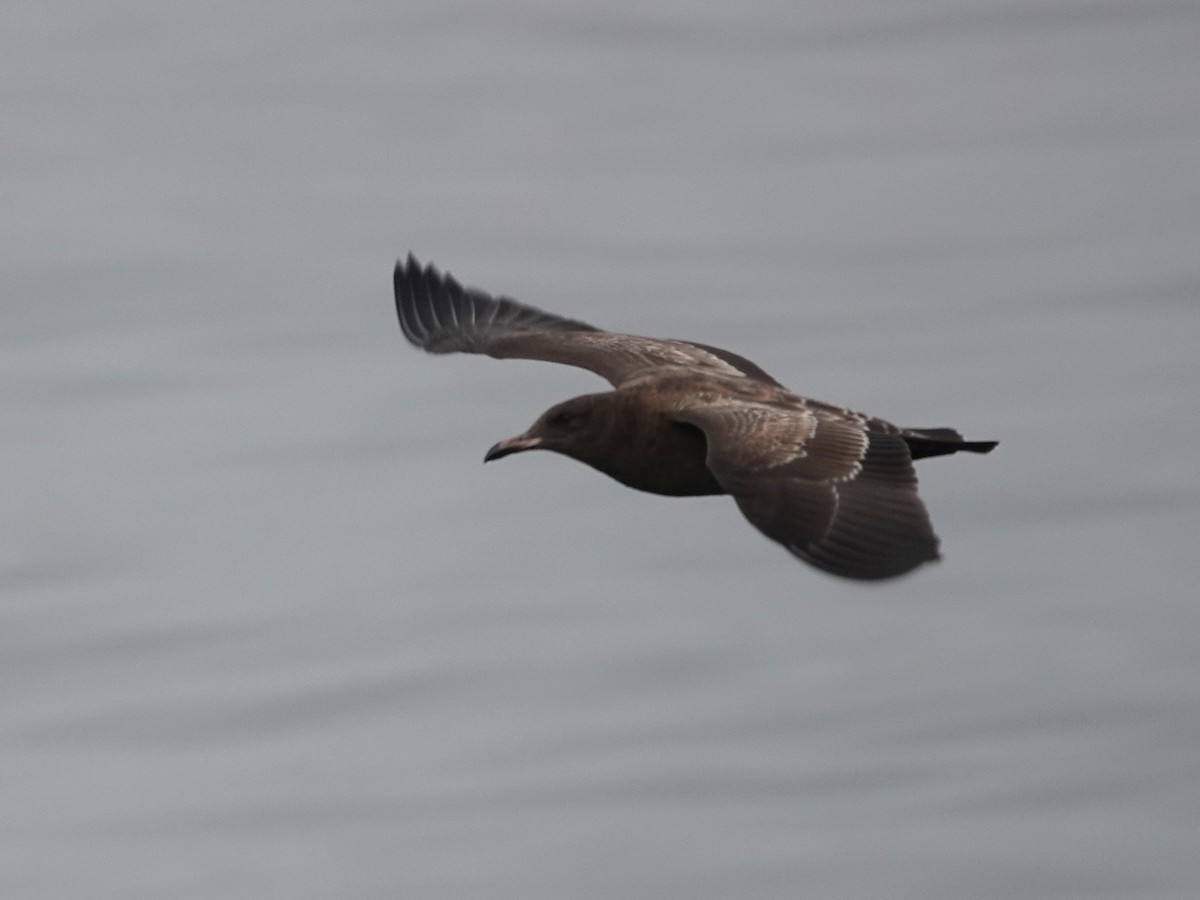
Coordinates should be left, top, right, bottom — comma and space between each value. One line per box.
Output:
394, 254, 996, 580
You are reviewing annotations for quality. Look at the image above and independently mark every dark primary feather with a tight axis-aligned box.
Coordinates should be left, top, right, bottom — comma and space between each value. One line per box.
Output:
393, 254, 997, 581
394, 254, 599, 353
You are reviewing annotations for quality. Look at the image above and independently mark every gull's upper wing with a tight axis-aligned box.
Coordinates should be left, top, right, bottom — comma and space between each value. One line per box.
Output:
671, 400, 940, 580
394, 255, 781, 388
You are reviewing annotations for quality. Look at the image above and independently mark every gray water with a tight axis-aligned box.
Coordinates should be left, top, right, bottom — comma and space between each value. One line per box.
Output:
3, 2, 1199, 898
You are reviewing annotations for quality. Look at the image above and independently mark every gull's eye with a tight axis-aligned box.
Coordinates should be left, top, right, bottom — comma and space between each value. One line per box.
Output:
548, 410, 578, 427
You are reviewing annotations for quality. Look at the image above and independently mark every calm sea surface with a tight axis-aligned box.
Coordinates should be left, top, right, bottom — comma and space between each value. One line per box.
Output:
3, 2, 1198, 898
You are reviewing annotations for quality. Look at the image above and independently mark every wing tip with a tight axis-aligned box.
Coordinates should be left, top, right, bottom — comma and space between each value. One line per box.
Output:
394, 253, 465, 349
794, 536, 941, 581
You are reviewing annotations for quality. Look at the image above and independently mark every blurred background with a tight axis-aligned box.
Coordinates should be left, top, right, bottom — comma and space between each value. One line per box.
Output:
3, 1, 1198, 898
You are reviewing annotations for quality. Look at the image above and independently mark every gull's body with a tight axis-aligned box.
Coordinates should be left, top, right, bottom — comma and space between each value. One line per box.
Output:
394, 255, 996, 580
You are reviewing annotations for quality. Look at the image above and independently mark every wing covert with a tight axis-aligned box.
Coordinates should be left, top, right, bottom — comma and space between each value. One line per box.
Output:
674, 402, 940, 579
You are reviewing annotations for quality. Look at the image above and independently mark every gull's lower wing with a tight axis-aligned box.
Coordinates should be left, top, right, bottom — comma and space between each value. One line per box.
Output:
673, 402, 940, 580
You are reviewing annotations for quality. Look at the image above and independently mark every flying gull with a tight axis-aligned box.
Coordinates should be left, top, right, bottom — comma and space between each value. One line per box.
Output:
394, 255, 996, 580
